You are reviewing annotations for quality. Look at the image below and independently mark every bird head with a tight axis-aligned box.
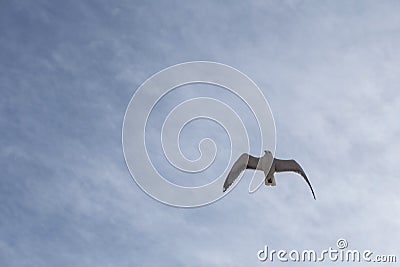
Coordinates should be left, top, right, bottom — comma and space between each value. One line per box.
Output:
264, 150, 272, 155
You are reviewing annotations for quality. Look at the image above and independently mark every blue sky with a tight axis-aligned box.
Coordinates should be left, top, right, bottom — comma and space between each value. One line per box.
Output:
1, 0, 400, 266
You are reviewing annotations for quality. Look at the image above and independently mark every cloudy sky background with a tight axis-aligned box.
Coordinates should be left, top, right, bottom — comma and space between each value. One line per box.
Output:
1, 0, 400, 266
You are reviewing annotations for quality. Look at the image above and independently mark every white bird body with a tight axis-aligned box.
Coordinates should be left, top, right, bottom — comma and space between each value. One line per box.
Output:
257, 151, 275, 186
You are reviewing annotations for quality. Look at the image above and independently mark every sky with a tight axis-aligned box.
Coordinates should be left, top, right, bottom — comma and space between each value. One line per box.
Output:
1, 0, 400, 266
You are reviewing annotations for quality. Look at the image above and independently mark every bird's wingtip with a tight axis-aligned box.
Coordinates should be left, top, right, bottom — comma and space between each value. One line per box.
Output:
310, 189, 317, 200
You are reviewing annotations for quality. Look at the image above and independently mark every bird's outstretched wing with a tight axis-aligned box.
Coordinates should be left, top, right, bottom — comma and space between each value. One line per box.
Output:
274, 159, 316, 200
223, 153, 250, 192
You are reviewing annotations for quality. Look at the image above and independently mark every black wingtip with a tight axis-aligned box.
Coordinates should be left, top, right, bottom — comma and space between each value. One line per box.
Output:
302, 175, 316, 200
223, 181, 231, 193
223, 183, 233, 193
310, 188, 316, 200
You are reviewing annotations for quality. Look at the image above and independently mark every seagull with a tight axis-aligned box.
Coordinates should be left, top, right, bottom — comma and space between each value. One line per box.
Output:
223, 151, 316, 199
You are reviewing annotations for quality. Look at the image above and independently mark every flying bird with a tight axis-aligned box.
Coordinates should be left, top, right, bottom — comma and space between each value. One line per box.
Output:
223, 151, 316, 199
